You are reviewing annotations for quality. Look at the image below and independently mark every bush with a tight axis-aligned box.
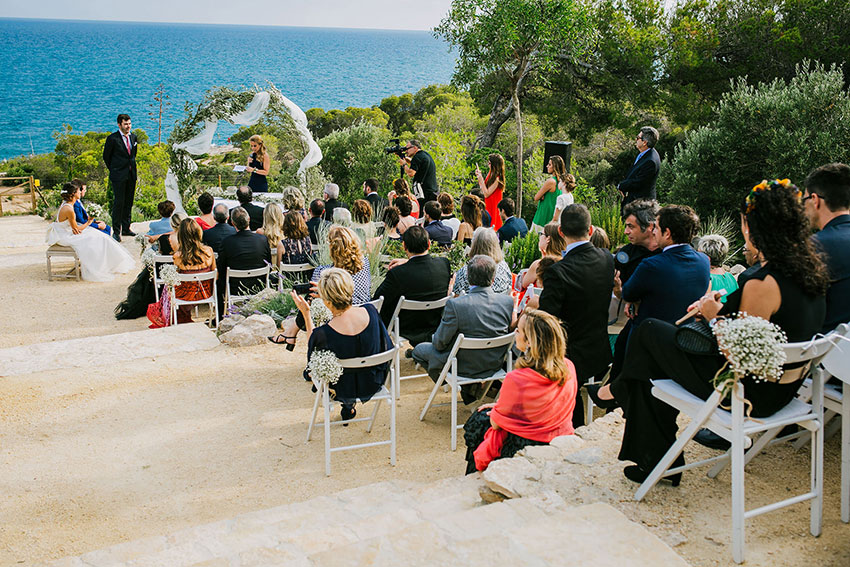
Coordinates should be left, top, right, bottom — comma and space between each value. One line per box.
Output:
318, 121, 397, 204
589, 200, 627, 250
503, 230, 540, 273
661, 62, 850, 216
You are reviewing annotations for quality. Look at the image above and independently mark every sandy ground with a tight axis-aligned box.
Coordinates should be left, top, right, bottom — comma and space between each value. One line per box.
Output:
1, 215, 848, 566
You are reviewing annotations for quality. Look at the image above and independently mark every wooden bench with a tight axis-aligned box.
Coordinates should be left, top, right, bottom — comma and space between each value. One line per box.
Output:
46, 245, 81, 281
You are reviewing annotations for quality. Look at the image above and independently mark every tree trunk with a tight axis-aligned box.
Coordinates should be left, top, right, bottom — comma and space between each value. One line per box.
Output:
513, 88, 523, 217
477, 92, 514, 150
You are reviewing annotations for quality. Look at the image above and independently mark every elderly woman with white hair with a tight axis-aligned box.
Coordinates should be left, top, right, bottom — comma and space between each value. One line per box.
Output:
322, 182, 348, 222
452, 226, 512, 295
697, 234, 738, 303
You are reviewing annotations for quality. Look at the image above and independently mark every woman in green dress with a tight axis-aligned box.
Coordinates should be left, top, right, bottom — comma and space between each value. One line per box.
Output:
531, 155, 568, 232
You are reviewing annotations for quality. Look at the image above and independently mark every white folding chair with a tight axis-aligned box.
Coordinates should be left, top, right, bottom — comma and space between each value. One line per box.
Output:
306, 346, 398, 476
634, 335, 834, 564
389, 295, 452, 398
152, 254, 174, 301
225, 265, 271, 311
362, 296, 384, 312
169, 270, 218, 328
277, 262, 314, 291
820, 324, 850, 523
419, 332, 515, 450
516, 284, 539, 313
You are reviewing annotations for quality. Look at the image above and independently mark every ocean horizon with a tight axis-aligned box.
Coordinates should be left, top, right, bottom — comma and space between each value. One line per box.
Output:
0, 18, 457, 160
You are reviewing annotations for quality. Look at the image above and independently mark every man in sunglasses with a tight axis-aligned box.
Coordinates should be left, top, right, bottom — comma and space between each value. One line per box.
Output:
618, 126, 661, 211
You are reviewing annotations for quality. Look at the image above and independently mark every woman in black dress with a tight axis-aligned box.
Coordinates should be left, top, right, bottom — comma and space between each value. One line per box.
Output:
246, 135, 270, 193
294, 267, 392, 420
589, 179, 829, 484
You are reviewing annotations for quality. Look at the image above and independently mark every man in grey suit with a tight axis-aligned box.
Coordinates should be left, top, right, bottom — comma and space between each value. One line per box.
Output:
411, 255, 516, 404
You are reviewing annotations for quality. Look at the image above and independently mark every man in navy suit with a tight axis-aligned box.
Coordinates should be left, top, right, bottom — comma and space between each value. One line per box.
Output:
496, 197, 528, 244
804, 162, 850, 332
216, 207, 271, 318
422, 201, 453, 246
102, 113, 137, 241
618, 126, 661, 210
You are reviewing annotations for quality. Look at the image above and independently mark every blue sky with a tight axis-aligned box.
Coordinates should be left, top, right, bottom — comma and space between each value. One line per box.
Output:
0, 0, 454, 31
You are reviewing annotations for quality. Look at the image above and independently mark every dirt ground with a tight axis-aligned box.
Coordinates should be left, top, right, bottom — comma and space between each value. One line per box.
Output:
0, 215, 848, 566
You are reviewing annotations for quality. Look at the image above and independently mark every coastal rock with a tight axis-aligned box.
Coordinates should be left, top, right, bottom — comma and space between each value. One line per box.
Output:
517, 444, 562, 464
219, 314, 277, 347
482, 457, 541, 499
550, 434, 585, 455
218, 314, 245, 334
564, 447, 603, 466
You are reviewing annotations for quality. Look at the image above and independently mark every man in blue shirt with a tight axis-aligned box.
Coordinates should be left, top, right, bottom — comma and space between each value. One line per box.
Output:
618, 126, 661, 210
804, 162, 850, 333
496, 197, 528, 244
147, 200, 175, 236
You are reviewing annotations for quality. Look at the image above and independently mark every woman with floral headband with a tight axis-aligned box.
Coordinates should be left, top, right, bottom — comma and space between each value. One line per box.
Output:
588, 179, 828, 485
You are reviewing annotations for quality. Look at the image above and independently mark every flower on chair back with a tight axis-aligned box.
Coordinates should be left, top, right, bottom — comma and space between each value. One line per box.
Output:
159, 264, 182, 288
713, 313, 788, 386
310, 298, 333, 328
308, 349, 343, 385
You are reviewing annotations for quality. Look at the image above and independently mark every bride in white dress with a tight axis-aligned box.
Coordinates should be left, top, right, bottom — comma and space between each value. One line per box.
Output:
46, 183, 135, 282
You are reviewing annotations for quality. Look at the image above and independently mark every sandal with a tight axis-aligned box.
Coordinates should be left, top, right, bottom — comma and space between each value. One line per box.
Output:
268, 334, 297, 351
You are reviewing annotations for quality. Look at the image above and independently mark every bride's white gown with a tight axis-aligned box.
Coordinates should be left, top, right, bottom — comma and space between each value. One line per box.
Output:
46, 205, 135, 282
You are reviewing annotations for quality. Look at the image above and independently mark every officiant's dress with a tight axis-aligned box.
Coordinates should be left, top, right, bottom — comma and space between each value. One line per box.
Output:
47, 208, 134, 282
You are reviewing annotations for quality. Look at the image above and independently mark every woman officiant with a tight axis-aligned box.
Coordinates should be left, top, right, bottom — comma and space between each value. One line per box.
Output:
246, 135, 270, 193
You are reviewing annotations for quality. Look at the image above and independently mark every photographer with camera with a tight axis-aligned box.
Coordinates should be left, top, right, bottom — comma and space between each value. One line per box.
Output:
397, 139, 438, 208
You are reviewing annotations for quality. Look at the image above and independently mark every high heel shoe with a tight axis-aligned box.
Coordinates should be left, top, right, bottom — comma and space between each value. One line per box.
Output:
586, 383, 620, 410
623, 454, 684, 487
268, 334, 297, 351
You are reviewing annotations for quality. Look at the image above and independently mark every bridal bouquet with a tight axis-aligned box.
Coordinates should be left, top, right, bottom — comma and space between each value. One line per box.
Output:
713, 313, 787, 387
310, 298, 333, 328
308, 349, 344, 386
159, 264, 182, 288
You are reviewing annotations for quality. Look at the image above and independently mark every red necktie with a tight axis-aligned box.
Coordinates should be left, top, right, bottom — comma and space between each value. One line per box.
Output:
124, 135, 131, 155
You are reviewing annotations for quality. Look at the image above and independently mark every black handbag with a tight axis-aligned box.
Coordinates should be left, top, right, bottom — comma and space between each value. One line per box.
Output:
675, 318, 719, 356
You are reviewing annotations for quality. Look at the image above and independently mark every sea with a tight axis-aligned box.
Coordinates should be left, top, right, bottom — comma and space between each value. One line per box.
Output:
0, 18, 457, 160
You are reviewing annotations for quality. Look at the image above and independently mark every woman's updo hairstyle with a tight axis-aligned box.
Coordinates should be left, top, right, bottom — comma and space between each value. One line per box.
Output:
60, 182, 77, 202
318, 267, 354, 311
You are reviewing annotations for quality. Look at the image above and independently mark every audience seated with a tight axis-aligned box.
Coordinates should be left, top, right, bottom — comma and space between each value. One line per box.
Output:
389, 178, 419, 218
277, 210, 313, 266
217, 206, 271, 316
452, 227, 512, 296
306, 199, 330, 245
463, 309, 577, 473
471, 188, 492, 227
195, 192, 215, 230
295, 268, 393, 421
322, 182, 348, 222
352, 199, 376, 239
496, 197, 528, 244
697, 234, 738, 303
438, 192, 461, 238
282, 186, 308, 221
147, 212, 185, 255
363, 178, 388, 218
803, 162, 850, 332
203, 203, 237, 254
148, 200, 176, 236
333, 207, 353, 226
533, 204, 614, 427
231, 186, 264, 231
412, 255, 515, 403
374, 225, 452, 345
456, 194, 482, 245
521, 222, 567, 290
70, 179, 111, 235
591, 179, 828, 484
422, 200, 453, 246
395, 196, 416, 234
256, 203, 285, 250
382, 206, 402, 241
172, 218, 216, 324
271, 226, 371, 348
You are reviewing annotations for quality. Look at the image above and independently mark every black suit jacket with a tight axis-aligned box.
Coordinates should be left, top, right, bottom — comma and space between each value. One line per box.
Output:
231, 202, 265, 232
365, 192, 388, 217
102, 130, 137, 181
306, 216, 330, 245
217, 230, 271, 296
374, 254, 452, 345
203, 222, 237, 254
323, 198, 348, 222
539, 242, 615, 383
619, 148, 660, 205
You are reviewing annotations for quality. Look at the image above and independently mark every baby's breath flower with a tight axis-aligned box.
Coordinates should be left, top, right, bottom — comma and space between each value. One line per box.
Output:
159, 264, 182, 288
308, 349, 344, 385
713, 313, 787, 384
310, 298, 333, 327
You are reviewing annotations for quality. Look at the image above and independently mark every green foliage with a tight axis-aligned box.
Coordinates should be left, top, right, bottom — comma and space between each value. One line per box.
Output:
589, 200, 627, 250
305, 107, 389, 139
317, 121, 397, 204
417, 129, 475, 196
379, 84, 468, 135
503, 230, 541, 273
697, 214, 742, 266
132, 143, 170, 220
52, 125, 110, 181
661, 62, 850, 217
231, 288, 297, 324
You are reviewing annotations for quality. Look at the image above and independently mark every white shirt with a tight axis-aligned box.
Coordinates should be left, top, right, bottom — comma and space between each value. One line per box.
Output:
555, 192, 574, 213
663, 243, 687, 252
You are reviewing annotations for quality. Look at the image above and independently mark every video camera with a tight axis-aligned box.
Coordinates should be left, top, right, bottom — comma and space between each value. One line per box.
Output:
384, 138, 407, 157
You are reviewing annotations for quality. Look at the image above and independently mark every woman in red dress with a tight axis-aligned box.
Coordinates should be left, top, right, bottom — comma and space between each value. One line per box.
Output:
173, 218, 216, 323
475, 153, 506, 231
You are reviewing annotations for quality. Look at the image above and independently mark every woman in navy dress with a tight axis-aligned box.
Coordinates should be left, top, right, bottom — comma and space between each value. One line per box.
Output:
294, 267, 392, 420
246, 134, 270, 193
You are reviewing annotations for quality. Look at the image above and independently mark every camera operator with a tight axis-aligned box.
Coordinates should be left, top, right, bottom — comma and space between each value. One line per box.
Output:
400, 139, 438, 208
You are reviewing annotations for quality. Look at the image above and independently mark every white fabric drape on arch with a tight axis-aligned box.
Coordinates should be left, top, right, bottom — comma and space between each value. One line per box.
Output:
165, 91, 323, 214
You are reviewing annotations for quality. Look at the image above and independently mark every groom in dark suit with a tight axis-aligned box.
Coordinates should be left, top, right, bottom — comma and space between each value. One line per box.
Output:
618, 126, 661, 209
102, 113, 137, 241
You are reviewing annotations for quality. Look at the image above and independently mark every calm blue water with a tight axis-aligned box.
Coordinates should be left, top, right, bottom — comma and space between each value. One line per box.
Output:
0, 18, 456, 159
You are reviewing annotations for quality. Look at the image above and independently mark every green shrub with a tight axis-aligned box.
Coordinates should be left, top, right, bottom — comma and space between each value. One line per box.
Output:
318, 121, 397, 204
589, 200, 627, 250
503, 231, 540, 273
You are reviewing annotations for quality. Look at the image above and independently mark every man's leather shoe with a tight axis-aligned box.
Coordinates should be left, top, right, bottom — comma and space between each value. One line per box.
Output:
112, 232, 121, 242
694, 428, 731, 451
122, 229, 136, 237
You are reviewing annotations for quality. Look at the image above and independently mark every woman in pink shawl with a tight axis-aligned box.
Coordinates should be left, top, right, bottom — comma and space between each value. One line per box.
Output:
463, 309, 577, 473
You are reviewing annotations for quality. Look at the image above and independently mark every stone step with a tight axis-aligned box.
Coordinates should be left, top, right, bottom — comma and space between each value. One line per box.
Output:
0, 322, 221, 377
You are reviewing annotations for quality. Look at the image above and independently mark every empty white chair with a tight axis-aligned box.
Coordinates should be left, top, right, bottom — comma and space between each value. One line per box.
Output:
634, 335, 834, 563
419, 332, 515, 450
170, 270, 218, 328
225, 265, 271, 311
820, 324, 850, 522
306, 346, 398, 476
389, 295, 452, 397
362, 296, 384, 312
